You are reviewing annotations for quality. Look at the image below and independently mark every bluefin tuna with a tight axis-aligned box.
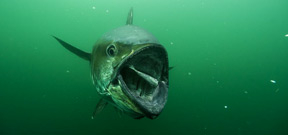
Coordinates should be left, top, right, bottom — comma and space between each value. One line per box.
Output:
52, 8, 169, 119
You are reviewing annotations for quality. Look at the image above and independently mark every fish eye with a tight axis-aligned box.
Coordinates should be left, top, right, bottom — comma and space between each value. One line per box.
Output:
106, 44, 117, 57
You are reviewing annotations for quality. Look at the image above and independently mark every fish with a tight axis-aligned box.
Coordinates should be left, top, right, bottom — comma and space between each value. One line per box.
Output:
52, 8, 169, 119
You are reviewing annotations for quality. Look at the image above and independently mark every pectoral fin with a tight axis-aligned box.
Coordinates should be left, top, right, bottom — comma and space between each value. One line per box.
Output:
52, 36, 91, 61
114, 107, 123, 118
91, 98, 108, 119
134, 116, 145, 119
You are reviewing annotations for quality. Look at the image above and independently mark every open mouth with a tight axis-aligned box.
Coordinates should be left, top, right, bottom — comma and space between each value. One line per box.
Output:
115, 45, 168, 119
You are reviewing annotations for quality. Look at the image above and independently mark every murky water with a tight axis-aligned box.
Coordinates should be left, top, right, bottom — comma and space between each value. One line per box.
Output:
1, 0, 288, 134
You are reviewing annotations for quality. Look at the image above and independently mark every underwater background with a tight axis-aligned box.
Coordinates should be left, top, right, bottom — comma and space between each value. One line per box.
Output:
1, 0, 288, 134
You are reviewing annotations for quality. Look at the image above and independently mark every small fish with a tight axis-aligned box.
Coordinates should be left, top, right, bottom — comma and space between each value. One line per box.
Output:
53, 8, 169, 119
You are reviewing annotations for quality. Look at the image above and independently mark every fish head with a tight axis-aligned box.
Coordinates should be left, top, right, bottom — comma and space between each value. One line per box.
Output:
91, 25, 169, 119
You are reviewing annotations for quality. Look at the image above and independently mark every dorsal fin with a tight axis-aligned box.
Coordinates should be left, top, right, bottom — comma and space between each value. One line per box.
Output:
126, 8, 133, 25
52, 36, 91, 61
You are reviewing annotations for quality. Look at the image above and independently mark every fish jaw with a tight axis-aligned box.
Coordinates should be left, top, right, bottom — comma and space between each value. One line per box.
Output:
111, 44, 169, 119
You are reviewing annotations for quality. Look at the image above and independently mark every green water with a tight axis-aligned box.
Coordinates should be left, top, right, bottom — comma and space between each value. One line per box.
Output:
1, 0, 288, 134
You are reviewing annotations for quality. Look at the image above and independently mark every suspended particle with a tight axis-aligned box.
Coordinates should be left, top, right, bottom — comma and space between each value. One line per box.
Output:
275, 88, 280, 93
270, 80, 276, 83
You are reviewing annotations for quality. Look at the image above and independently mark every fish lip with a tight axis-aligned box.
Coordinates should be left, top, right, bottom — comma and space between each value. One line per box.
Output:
113, 44, 169, 119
